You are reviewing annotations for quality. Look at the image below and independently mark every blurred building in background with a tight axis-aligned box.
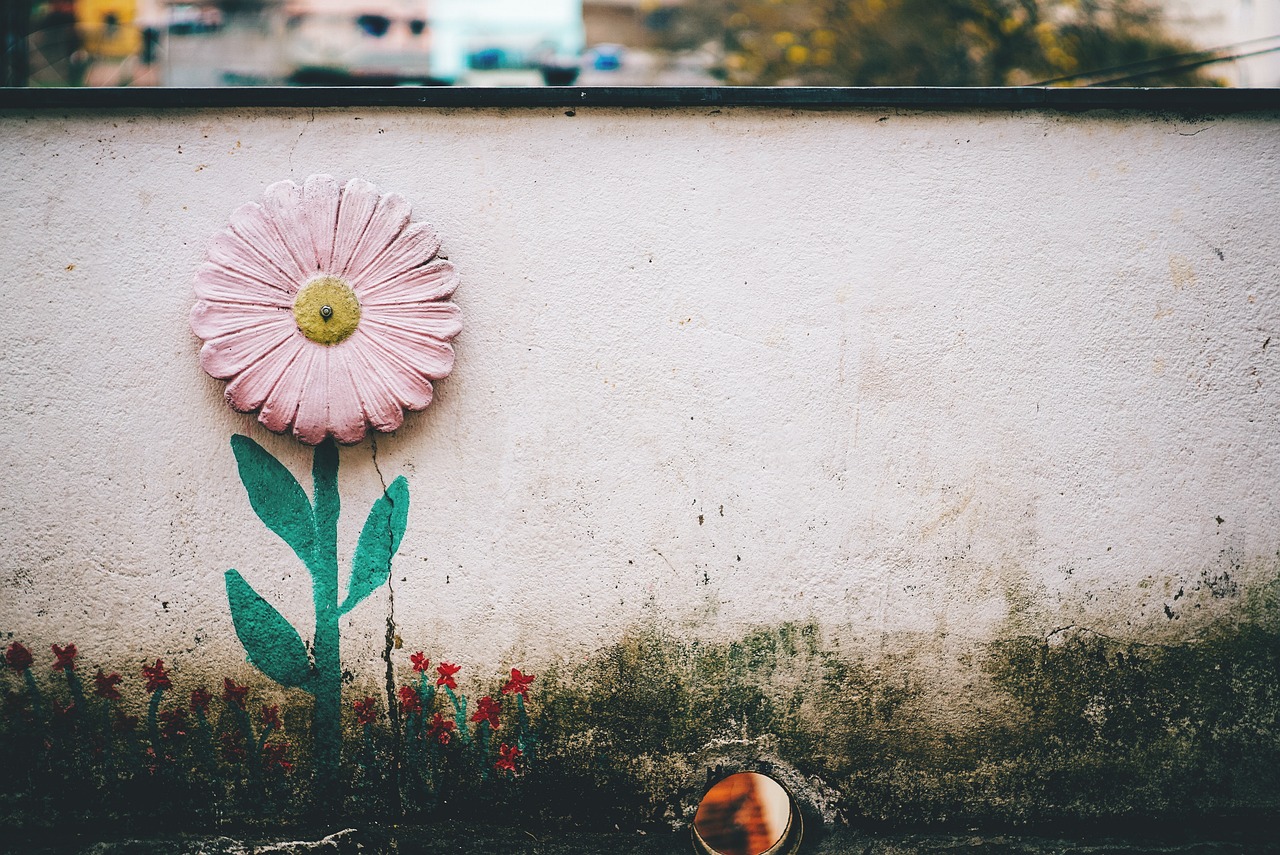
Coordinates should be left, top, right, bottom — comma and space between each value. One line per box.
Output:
429, 0, 583, 82
4, 0, 1277, 88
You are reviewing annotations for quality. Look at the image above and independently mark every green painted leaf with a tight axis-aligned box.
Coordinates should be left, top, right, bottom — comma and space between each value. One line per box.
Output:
225, 569, 313, 689
230, 435, 316, 567
339, 476, 409, 615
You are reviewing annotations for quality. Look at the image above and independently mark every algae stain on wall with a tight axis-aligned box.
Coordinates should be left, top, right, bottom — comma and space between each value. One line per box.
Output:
4, 568, 1280, 833
523, 569, 1280, 830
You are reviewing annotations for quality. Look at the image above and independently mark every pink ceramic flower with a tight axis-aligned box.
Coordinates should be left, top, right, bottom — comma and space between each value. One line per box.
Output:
191, 175, 462, 445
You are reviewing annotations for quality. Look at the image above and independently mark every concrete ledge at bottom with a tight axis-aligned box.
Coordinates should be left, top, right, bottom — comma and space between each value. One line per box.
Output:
7, 824, 1279, 855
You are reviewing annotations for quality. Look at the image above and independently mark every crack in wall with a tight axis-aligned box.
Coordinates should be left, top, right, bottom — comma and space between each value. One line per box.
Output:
370, 435, 403, 815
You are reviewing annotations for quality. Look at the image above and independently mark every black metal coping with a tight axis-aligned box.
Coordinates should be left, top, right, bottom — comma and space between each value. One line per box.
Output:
1, 85, 1279, 113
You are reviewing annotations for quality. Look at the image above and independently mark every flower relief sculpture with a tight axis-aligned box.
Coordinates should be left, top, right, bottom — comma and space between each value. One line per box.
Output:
189, 175, 461, 795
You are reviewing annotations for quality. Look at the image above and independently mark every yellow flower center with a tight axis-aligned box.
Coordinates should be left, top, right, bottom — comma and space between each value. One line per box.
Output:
293, 275, 361, 345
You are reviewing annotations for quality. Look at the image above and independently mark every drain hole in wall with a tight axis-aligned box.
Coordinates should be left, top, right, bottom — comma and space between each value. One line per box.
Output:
691, 771, 803, 855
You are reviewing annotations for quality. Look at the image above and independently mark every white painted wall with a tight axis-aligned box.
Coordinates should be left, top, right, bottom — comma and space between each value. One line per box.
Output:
0, 106, 1278, 693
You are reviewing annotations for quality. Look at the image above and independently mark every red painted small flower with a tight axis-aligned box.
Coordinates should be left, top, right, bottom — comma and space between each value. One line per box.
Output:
261, 704, 282, 730
353, 696, 379, 726
93, 669, 123, 700
142, 659, 172, 693
220, 730, 247, 763
470, 695, 501, 730
159, 708, 188, 739
398, 685, 422, 714
427, 712, 456, 745
495, 742, 522, 774
410, 652, 430, 673
223, 677, 250, 710
501, 668, 535, 697
190, 687, 213, 713
263, 741, 293, 772
51, 644, 78, 672
52, 699, 76, 719
5, 642, 33, 671
435, 661, 460, 689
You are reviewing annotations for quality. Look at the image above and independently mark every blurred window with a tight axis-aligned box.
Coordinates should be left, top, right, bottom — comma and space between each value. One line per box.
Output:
356, 14, 391, 38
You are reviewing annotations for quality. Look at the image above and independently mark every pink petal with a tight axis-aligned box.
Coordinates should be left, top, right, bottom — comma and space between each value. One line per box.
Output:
362, 302, 461, 340
259, 181, 320, 276
357, 260, 459, 306
331, 179, 382, 275
342, 343, 405, 432
195, 262, 296, 304
350, 223, 441, 293
224, 336, 305, 413
227, 200, 310, 285
341, 192, 412, 279
292, 347, 331, 445
326, 348, 369, 444
190, 300, 291, 341
259, 344, 314, 434
360, 315, 458, 380
198, 315, 298, 380
350, 331, 435, 411
302, 175, 342, 273
206, 230, 298, 293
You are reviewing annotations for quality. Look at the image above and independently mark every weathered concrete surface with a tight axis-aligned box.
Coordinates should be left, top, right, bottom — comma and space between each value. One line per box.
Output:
9, 825, 1279, 855
1, 105, 1278, 829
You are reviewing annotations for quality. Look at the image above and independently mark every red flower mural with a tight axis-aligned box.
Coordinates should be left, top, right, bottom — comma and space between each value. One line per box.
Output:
435, 661, 461, 689
222, 678, 249, 710
470, 695, 501, 730
427, 712, 456, 745
5, 642, 33, 671
399, 685, 422, 714
501, 668, 535, 697
261, 705, 282, 730
410, 652, 430, 673
142, 660, 171, 693
159, 708, 188, 739
495, 742, 521, 774
190, 687, 213, 713
220, 730, 247, 763
93, 669, 123, 700
353, 697, 379, 726
263, 741, 293, 772
51, 644, 78, 672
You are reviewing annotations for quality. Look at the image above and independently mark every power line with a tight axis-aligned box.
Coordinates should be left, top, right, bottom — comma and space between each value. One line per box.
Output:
1032, 32, 1280, 86
1085, 43, 1280, 85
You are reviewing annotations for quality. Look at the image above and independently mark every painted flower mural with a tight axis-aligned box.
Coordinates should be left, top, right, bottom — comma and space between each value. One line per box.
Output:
190, 174, 462, 445
186, 176, 461, 798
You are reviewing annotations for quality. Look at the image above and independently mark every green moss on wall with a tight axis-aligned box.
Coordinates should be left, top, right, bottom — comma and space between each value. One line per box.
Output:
4, 590, 1279, 835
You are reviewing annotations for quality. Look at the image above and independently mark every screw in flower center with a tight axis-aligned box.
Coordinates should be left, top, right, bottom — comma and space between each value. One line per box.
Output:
293, 275, 361, 345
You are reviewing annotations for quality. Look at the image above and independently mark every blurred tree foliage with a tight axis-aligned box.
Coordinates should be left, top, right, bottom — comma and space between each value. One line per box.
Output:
656, 0, 1220, 86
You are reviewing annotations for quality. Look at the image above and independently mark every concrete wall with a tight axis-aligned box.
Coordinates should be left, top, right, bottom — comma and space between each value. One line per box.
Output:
2, 102, 1279, 829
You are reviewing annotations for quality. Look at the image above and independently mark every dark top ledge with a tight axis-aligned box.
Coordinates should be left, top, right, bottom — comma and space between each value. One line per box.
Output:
1, 85, 1279, 113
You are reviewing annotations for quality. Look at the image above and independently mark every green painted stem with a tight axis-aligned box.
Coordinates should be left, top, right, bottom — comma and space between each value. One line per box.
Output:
310, 439, 342, 794
147, 688, 163, 755
195, 708, 216, 777
445, 686, 471, 744
516, 694, 534, 761
22, 669, 44, 719
235, 705, 263, 790
101, 701, 114, 777
67, 668, 86, 722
